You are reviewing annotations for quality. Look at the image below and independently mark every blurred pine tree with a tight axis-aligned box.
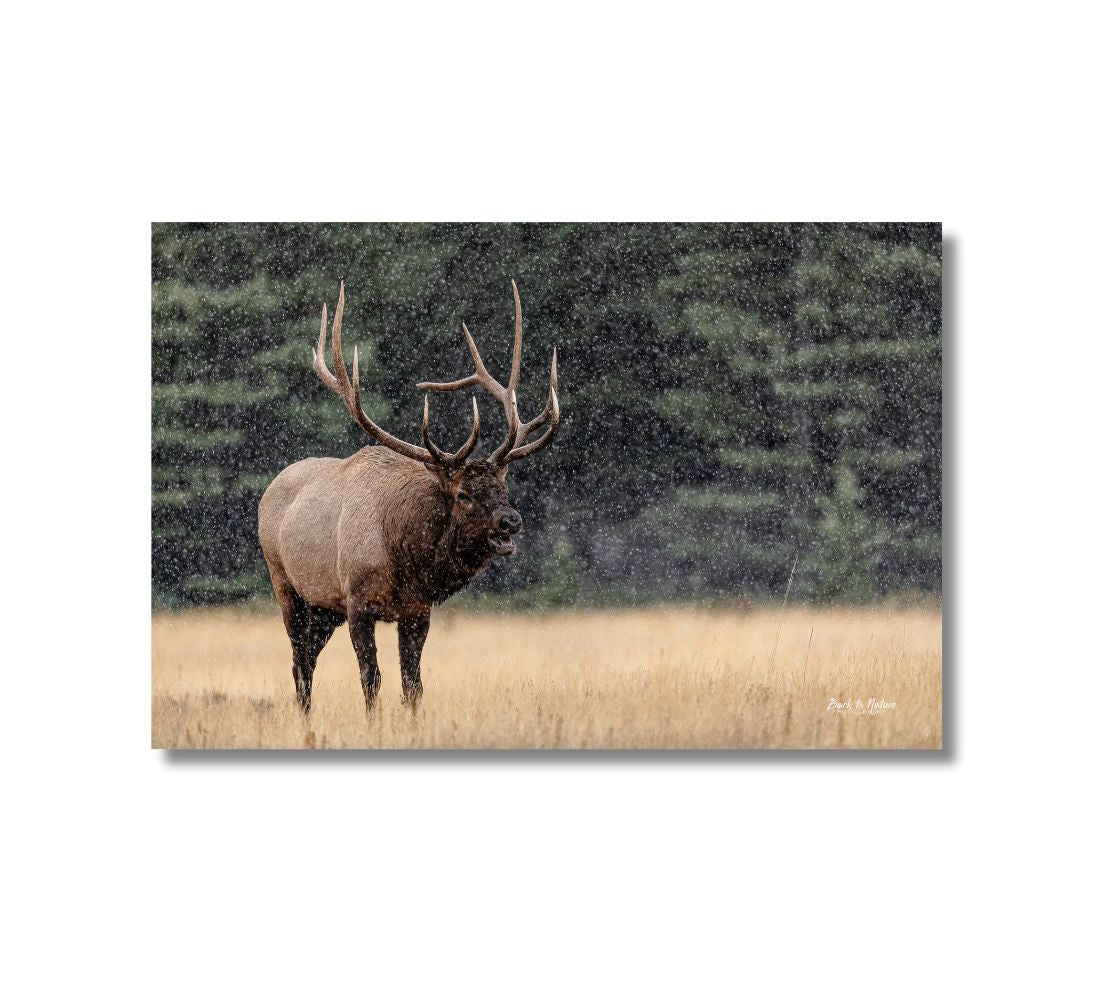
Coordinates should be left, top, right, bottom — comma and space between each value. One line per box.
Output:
151, 223, 941, 606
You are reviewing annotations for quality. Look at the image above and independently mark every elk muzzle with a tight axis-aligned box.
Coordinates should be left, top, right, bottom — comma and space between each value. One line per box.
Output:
489, 508, 522, 556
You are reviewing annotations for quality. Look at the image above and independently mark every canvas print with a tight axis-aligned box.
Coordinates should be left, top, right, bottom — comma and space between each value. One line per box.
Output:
152, 223, 942, 749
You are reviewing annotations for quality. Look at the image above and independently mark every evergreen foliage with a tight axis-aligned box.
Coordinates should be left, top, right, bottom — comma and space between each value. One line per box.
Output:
152, 223, 941, 606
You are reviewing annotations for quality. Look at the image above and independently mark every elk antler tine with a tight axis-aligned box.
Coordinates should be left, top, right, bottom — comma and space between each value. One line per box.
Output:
330, 281, 351, 396
505, 385, 561, 463
420, 394, 440, 463
509, 279, 522, 395
488, 388, 522, 464
513, 364, 559, 437
311, 282, 436, 466
312, 299, 348, 401
447, 395, 482, 465
417, 374, 479, 392
416, 319, 500, 393
421, 392, 465, 465
461, 323, 489, 380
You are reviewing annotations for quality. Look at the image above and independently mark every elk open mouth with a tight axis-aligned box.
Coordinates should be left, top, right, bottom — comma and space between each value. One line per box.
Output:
488, 533, 517, 556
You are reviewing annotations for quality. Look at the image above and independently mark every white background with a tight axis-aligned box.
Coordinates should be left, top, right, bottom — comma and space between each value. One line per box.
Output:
3, 2, 1117, 998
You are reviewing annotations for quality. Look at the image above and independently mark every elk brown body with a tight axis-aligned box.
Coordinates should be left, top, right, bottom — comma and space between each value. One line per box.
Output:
258, 281, 559, 712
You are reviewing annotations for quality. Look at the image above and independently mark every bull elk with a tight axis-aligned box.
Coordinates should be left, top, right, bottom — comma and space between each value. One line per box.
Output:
258, 281, 560, 713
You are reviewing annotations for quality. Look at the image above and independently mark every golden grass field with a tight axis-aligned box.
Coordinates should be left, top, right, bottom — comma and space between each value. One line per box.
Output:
152, 602, 941, 750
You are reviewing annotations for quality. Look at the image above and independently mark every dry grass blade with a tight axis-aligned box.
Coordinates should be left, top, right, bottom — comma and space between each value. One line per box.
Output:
767, 554, 799, 677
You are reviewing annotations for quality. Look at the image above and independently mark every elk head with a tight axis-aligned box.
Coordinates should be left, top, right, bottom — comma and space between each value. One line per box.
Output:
311, 280, 560, 563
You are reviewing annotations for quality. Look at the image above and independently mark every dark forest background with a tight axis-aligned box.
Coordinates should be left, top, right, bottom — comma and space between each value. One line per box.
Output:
152, 223, 941, 607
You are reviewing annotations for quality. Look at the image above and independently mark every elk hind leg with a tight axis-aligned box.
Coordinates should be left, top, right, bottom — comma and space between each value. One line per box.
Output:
269, 573, 314, 713
304, 604, 345, 696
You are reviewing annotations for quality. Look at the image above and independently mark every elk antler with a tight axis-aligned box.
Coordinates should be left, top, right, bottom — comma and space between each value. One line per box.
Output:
312, 282, 480, 469
416, 280, 560, 466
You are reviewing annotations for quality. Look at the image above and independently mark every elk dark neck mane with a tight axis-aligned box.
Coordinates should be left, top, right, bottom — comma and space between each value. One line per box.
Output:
366, 449, 491, 608
426, 514, 491, 604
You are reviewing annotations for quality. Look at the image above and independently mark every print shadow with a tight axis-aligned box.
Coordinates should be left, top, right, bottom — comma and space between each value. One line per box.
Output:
162, 233, 957, 767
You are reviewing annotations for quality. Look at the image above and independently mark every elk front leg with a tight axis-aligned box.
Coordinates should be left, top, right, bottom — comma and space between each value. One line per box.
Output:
348, 602, 382, 713
398, 613, 430, 709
